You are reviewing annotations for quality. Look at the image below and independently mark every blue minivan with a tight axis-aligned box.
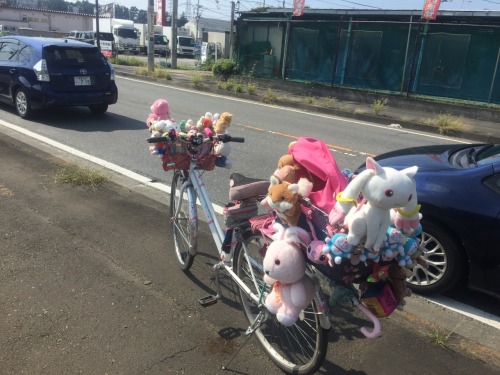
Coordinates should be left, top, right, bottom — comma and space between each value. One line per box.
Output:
0, 36, 118, 118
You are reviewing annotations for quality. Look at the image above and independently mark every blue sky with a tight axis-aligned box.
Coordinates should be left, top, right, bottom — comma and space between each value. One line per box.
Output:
95, 1, 500, 21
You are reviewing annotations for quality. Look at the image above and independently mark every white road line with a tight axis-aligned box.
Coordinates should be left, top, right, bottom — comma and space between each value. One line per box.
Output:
425, 295, 500, 330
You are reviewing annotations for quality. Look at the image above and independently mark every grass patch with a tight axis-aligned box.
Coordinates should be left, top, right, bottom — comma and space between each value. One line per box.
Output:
304, 96, 315, 105
246, 82, 258, 95
216, 80, 225, 89
110, 56, 145, 67
354, 108, 368, 115
261, 87, 278, 104
233, 82, 243, 93
425, 328, 451, 348
55, 165, 108, 189
318, 97, 336, 107
426, 114, 468, 135
372, 98, 388, 115
134, 67, 172, 80
191, 73, 203, 88
224, 79, 234, 91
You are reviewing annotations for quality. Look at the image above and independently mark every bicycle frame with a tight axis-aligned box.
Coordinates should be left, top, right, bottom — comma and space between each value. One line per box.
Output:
186, 162, 269, 307
183, 159, 333, 330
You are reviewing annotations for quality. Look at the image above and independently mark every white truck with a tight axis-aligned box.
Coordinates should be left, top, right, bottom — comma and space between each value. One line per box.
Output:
159, 27, 196, 57
136, 24, 169, 56
94, 18, 140, 55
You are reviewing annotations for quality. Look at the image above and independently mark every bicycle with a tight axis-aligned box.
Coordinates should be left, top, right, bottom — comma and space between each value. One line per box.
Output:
146, 133, 380, 375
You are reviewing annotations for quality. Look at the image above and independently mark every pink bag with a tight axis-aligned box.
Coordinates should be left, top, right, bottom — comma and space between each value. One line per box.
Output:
290, 137, 349, 213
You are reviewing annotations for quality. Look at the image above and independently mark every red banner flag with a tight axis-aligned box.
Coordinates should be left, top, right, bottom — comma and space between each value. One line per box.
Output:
422, 0, 441, 21
293, 0, 305, 17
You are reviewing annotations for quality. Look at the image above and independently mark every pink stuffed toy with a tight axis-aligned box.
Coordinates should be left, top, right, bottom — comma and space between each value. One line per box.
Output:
146, 99, 170, 127
263, 224, 317, 326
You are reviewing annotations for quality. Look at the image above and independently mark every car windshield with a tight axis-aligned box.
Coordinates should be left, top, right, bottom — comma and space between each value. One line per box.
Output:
154, 35, 167, 45
117, 28, 137, 39
178, 37, 194, 46
450, 144, 500, 168
44, 46, 106, 67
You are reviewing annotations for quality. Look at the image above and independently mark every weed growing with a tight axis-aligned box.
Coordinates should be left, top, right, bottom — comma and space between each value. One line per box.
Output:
428, 114, 467, 135
261, 87, 278, 104
372, 98, 388, 115
246, 82, 258, 95
55, 165, 108, 189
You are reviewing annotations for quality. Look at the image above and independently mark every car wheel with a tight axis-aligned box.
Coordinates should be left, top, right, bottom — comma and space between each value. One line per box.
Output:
88, 104, 108, 115
15, 88, 32, 119
407, 221, 466, 295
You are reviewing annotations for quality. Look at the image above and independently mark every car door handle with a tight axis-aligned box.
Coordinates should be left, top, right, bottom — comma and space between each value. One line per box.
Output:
9, 68, 16, 73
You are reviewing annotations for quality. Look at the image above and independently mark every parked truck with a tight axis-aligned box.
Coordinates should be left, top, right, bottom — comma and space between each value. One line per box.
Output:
136, 24, 169, 56
163, 27, 196, 57
93, 18, 140, 54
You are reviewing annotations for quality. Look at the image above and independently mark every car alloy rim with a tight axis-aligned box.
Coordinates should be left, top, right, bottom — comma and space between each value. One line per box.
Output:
407, 231, 447, 287
16, 92, 27, 115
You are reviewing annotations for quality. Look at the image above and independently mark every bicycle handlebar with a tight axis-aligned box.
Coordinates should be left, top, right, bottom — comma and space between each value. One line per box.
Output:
147, 134, 245, 144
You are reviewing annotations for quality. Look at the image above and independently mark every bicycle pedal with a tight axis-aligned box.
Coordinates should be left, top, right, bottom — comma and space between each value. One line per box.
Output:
199, 295, 218, 306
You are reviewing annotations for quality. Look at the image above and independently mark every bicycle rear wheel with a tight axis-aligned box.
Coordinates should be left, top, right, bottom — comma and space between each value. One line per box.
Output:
170, 170, 198, 271
233, 232, 329, 375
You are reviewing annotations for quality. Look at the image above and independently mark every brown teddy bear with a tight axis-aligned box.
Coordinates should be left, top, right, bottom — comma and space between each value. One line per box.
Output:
214, 112, 232, 134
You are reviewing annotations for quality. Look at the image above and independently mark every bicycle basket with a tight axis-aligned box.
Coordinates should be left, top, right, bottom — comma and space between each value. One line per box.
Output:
160, 140, 217, 171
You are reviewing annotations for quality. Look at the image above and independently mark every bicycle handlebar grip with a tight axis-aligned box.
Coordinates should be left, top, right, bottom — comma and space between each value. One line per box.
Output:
147, 137, 169, 143
229, 136, 245, 143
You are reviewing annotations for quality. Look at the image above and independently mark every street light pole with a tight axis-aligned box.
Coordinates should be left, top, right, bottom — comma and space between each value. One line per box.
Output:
95, 0, 101, 51
171, 0, 178, 68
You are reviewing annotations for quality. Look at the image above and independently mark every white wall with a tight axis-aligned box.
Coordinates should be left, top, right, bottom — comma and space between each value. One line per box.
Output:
0, 7, 93, 32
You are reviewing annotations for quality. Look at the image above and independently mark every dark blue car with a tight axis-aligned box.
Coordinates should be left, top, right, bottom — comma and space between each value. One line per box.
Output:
356, 143, 500, 298
0, 36, 118, 118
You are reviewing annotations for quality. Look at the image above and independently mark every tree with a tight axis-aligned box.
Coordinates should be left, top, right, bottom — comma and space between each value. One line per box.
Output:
74, 0, 94, 15
130, 6, 139, 22
45, 0, 67, 11
136, 9, 148, 24
114, 5, 130, 20
178, 12, 188, 28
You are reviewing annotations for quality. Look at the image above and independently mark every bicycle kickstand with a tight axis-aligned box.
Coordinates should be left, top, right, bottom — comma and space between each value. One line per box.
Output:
198, 262, 224, 306
221, 310, 267, 371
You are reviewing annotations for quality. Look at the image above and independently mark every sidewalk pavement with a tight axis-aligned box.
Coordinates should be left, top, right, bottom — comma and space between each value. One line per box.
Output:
1, 117, 499, 374
114, 64, 500, 144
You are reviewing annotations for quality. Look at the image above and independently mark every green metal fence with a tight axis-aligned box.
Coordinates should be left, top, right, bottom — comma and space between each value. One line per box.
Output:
235, 12, 500, 104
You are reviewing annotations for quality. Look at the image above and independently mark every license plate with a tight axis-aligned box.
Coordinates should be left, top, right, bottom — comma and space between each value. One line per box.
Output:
74, 76, 91, 86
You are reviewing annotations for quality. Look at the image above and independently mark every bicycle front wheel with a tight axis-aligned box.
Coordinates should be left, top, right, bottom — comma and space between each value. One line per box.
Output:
170, 170, 198, 271
233, 232, 329, 375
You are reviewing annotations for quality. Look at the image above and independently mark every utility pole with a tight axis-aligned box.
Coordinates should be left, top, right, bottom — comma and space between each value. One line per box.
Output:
171, 0, 178, 68
95, 0, 100, 51
147, 0, 154, 71
229, 1, 234, 59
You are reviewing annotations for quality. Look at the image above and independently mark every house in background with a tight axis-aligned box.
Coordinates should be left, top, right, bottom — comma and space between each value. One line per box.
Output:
184, 17, 230, 57
235, 8, 500, 105
0, 5, 93, 37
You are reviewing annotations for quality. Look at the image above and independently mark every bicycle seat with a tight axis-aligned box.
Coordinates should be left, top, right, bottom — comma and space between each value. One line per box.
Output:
229, 173, 270, 201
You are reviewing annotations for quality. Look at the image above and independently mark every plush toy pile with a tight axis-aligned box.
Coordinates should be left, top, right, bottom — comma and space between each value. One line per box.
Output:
145, 99, 234, 169
260, 137, 427, 325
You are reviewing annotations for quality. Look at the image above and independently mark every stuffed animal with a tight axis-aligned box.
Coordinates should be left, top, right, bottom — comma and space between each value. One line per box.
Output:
214, 112, 233, 168
322, 233, 354, 266
214, 112, 232, 134
146, 98, 170, 127
196, 112, 214, 135
390, 192, 422, 236
263, 224, 317, 326
263, 176, 313, 227
328, 157, 418, 262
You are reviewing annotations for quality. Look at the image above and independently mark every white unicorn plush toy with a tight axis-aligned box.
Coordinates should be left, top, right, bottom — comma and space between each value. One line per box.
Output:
329, 157, 418, 259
